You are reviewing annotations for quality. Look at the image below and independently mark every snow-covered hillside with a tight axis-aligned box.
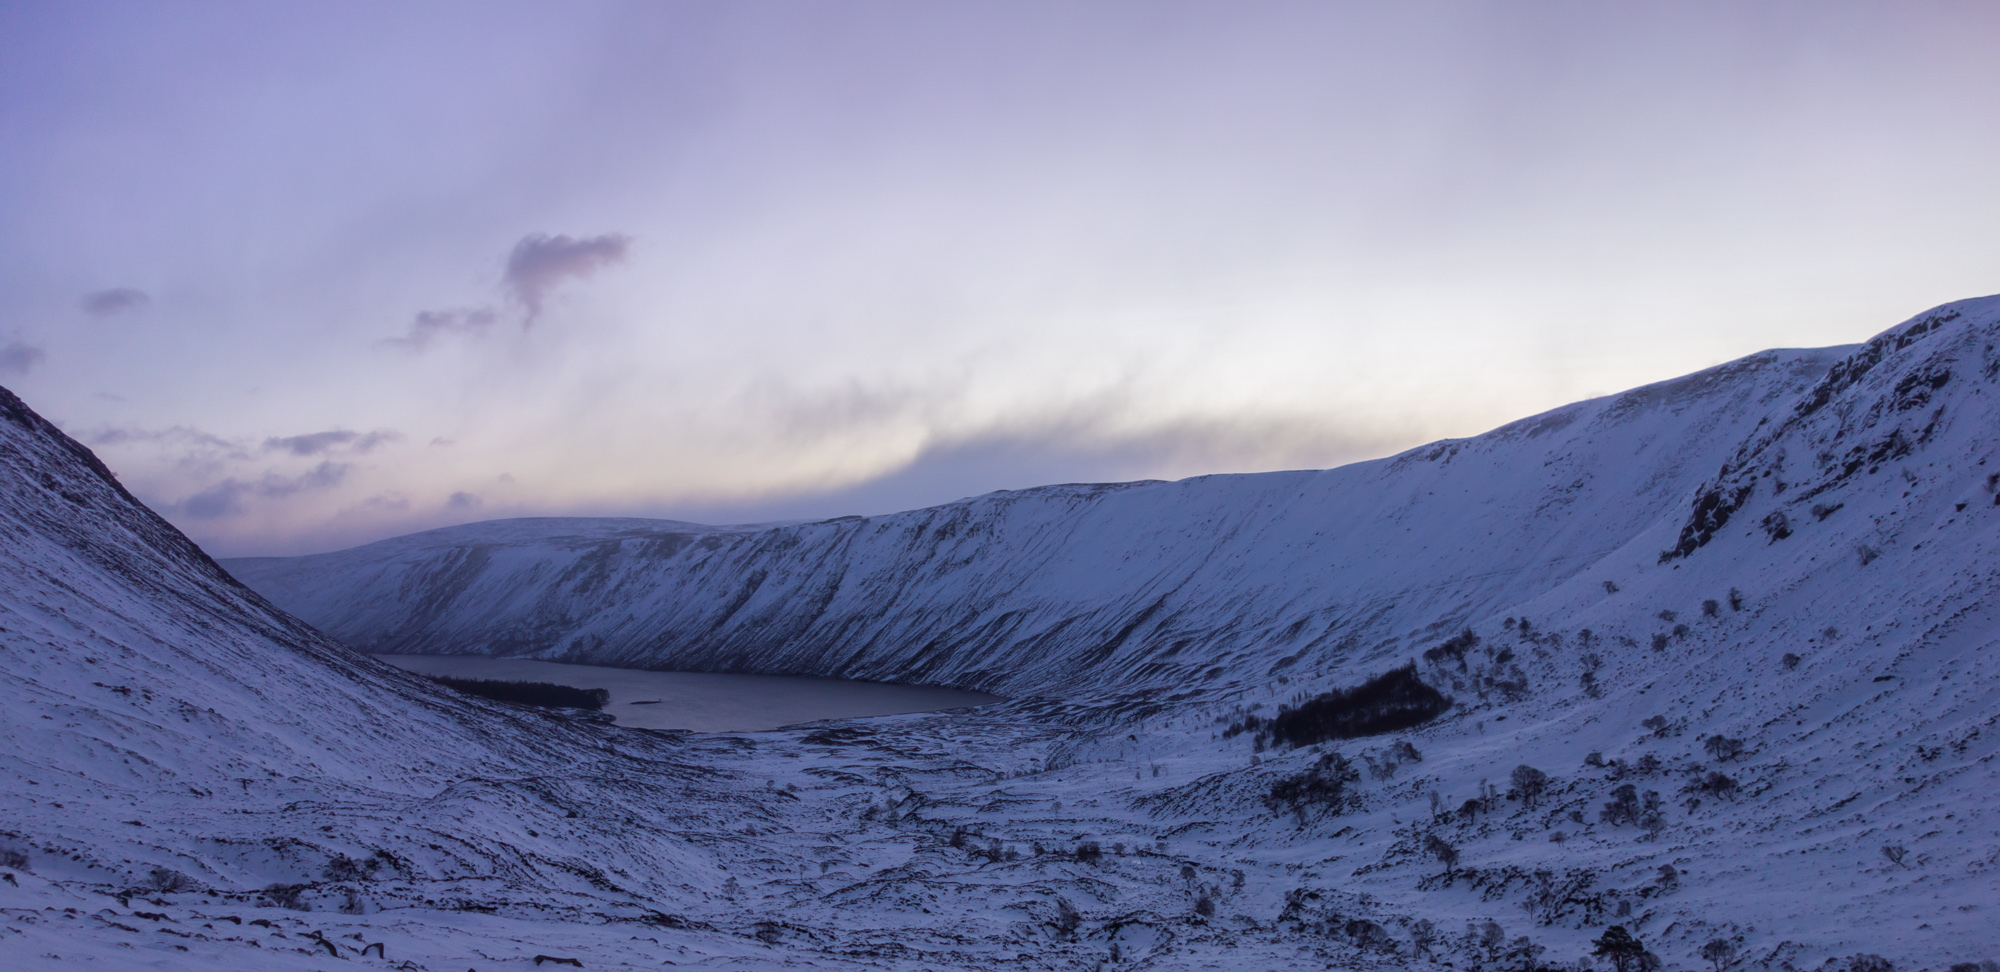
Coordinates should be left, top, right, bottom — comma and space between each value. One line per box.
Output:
224, 343, 1847, 697
6, 297, 1999, 970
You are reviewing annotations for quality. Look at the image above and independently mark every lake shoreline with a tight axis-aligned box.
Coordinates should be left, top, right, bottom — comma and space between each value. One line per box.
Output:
377, 653, 1005, 733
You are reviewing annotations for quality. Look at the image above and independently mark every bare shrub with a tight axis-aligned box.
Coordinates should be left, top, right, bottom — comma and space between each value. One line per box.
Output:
262, 883, 311, 911
1601, 785, 1640, 826
1423, 834, 1460, 880
1704, 736, 1746, 761
1593, 925, 1657, 972
1410, 918, 1436, 955
1848, 955, 1893, 972
147, 868, 199, 893
1702, 938, 1737, 971
1511, 765, 1549, 807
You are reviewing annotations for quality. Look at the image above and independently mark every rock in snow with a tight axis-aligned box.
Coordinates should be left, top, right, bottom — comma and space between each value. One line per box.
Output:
5, 296, 2000, 970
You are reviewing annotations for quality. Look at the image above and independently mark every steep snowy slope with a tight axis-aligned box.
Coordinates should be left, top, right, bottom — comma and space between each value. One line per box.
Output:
225, 345, 1845, 696
0, 382, 757, 930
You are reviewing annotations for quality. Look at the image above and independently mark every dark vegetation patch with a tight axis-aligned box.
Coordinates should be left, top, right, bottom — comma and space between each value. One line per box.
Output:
1266, 751, 1360, 817
1227, 664, 1450, 749
426, 676, 609, 711
1421, 628, 1480, 668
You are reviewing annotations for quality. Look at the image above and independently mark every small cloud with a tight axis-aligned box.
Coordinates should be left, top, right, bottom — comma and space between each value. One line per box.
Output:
351, 493, 412, 514
81, 288, 150, 317
262, 429, 400, 456
93, 392, 127, 402
0, 340, 46, 377
429, 437, 455, 447
255, 461, 348, 498
381, 306, 498, 351
179, 481, 251, 519
87, 424, 245, 456
503, 232, 630, 322
446, 491, 482, 511
172, 461, 351, 519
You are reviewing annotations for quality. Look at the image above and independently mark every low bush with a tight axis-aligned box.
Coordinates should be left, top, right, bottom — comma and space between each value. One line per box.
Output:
148, 868, 199, 893
1697, 771, 1740, 800
428, 676, 610, 711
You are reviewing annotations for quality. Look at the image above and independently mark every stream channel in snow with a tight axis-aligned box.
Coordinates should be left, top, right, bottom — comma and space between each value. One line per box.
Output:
376, 654, 1004, 732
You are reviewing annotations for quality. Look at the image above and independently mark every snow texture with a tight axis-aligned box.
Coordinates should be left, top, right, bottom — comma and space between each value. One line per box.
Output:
5, 296, 2000, 970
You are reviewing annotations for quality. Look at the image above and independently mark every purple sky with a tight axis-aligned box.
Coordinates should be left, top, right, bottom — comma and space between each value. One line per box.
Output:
3, 2, 1997, 556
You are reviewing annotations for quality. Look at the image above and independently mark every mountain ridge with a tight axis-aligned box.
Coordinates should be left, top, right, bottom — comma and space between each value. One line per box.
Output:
224, 339, 1858, 696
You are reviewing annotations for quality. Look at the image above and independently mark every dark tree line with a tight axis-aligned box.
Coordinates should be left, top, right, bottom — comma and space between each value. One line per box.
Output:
1235, 664, 1451, 749
427, 676, 611, 711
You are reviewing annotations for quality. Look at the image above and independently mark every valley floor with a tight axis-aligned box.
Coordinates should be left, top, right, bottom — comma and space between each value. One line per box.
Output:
7, 656, 1994, 972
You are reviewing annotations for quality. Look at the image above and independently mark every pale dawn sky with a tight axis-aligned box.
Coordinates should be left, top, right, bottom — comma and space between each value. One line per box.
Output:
2, 1, 1996, 555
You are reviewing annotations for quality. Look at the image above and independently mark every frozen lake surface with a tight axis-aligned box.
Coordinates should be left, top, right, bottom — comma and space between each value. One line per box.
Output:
377, 654, 1004, 732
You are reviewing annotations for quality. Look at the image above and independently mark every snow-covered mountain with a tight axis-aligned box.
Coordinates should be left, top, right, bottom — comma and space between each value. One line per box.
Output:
223, 343, 1848, 697
6, 296, 1999, 970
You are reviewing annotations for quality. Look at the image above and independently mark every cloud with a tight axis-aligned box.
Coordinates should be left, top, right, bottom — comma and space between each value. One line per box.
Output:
503, 232, 631, 321
80, 288, 150, 317
381, 306, 498, 351
173, 461, 351, 519
85, 425, 251, 465
0, 341, 47, 377
262, 429, 400, 456
257, 460, 349, 497
446, 491, 482, 511
178, 481, 250, 520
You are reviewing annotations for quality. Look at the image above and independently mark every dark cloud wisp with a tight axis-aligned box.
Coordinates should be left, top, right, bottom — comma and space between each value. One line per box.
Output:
175, 461, 350, 520
0, 341, 47, 377
81, 288, 150, 317
262, 429, 400, 456
383, 307, 498, 351
503, 232, 631, 321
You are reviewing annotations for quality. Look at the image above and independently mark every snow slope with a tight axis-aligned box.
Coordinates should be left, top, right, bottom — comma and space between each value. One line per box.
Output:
6, 296, 2000, 970
224, 344, 1845, 697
